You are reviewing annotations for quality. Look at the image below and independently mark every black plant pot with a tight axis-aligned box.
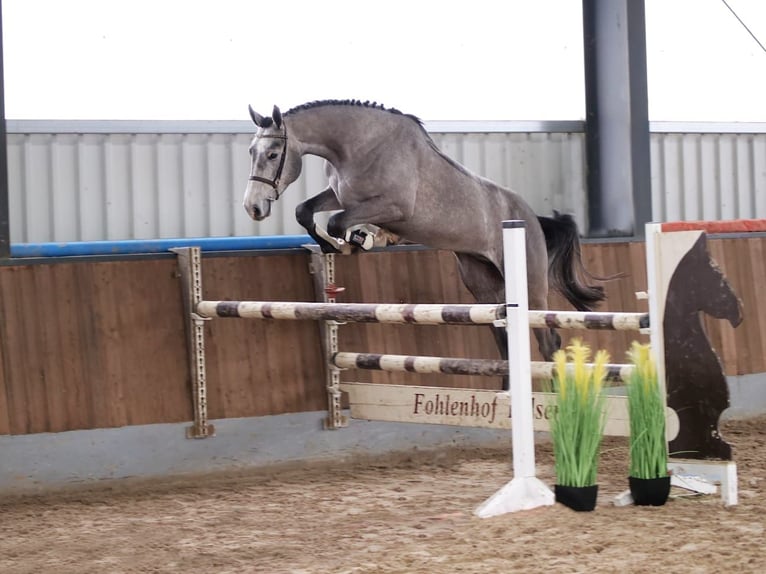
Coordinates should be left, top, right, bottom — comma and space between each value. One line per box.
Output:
554, 484, 598, 512
629, 476, 671, 506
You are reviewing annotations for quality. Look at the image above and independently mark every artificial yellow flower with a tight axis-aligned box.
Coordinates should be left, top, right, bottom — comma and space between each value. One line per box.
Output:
628, 341, 656, 394
569, 339, 590, 395
553, 347, 569, 400
591, 349, 611, 395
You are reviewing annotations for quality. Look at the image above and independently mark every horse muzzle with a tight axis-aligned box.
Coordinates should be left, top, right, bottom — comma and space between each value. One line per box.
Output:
244, 199, 272, 221
244, 181, 277, 221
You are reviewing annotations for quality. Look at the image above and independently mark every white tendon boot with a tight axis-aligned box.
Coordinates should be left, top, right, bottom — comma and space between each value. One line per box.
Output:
345, 224, 376, 251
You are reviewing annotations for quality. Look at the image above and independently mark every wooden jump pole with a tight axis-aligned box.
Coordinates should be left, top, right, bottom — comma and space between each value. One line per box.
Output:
196, 301, 505, 324
196, 300, 649, 331
331, 351, 634, 382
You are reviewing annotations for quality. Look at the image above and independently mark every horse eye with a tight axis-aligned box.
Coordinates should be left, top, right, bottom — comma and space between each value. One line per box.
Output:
267, 152, 279, 160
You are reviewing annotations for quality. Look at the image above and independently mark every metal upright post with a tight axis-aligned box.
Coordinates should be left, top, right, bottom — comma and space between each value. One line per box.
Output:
0, 2, 10, 258
582, 0, 652, 237
306, 246, 347, 430
172, 247, 215, 438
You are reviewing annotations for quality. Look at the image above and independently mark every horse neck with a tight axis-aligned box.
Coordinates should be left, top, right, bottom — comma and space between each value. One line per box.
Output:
285, 107, 407, 164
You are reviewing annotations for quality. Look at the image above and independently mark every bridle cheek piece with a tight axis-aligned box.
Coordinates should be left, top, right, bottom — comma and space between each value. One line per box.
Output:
248, 126, 288, 199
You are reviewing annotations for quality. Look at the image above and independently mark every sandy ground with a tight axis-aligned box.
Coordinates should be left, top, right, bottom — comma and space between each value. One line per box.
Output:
1, 416, 765, 574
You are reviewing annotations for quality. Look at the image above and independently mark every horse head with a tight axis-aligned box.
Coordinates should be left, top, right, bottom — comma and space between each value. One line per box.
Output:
243, 105, 302, 221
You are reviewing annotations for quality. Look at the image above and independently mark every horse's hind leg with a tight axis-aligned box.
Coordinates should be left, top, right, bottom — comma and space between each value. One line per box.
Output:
528, 279, 560, 362
455, 253, 561, 389
533, 327, 561, 363
454, 254, 510, 388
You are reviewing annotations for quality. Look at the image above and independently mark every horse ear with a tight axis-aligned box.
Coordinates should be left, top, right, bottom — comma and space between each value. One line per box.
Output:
249, 105, 266, 127
272, 105, 282, 129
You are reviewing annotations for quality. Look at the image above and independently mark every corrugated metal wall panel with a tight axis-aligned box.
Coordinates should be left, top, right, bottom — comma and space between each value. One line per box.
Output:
156, 134, 184, 238
650, 132, 766, 222
756, 137, 766, 217
7, 124, 766, 244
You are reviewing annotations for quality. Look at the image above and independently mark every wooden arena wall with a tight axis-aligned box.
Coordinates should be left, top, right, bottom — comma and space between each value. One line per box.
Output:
0, 236, 763, 436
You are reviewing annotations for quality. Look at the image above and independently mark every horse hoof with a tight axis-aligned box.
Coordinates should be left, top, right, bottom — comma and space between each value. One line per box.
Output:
319, 239, 352, 256
320, 243, 341, 254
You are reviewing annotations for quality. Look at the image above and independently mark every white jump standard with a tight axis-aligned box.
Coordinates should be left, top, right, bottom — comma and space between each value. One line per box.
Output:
474, 221, 555, 516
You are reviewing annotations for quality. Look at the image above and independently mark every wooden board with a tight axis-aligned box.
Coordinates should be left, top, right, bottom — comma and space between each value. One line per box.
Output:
200, 253, 327, 419
0, 259, 191, 434
339, 382, 679, 439
0, 237, 760, 435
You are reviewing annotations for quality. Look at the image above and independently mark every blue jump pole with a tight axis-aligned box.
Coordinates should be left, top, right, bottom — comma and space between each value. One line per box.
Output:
10, 235, 315, 258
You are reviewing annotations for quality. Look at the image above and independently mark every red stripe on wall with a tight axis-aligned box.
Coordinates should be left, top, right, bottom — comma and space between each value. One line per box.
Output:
661, 219, 766, 233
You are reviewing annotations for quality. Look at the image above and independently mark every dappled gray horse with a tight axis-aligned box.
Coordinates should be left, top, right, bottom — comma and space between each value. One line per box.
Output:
243, 100, 604, 363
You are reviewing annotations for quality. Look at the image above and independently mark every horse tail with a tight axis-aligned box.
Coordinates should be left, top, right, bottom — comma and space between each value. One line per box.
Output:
537, 211, 607, 312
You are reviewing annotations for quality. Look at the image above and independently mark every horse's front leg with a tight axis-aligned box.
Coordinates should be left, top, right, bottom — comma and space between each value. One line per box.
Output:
326, 200, 408, 249
296, 187, 347, 254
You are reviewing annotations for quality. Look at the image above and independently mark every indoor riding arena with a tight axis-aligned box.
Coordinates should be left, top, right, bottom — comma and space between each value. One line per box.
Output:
3, 1, 766, 567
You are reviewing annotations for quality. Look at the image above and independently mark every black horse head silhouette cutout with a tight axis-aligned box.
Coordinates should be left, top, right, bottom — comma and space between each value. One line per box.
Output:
664, 233, 743, 460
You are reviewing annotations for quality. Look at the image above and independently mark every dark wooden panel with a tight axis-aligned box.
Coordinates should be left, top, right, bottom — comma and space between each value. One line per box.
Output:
0, 236, 762, 435
744, 238, 766, 373
80, 259, 190, 428
0, 291, 9, 434
0, 260, 191, 435
704, 238, 765, 375
94, 260, 190, 427
201, 254, 326, 419
1, 264, 95, 433
2, 265, 51, 433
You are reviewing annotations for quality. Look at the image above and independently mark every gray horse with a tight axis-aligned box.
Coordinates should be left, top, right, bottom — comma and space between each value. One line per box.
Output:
243, 100, 604, 363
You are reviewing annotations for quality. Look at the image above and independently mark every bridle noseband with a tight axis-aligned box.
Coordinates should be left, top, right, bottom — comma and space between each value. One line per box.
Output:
248, 125, 288, 198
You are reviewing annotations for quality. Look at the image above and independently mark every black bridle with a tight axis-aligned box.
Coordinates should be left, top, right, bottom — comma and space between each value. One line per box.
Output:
248, 125, 288, 197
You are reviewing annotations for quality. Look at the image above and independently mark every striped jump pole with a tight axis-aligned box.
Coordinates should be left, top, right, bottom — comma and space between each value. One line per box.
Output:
196, 300, 649, 331
528, 310, 649, 332
332, 351, 634, 382
196, 300, 505, 324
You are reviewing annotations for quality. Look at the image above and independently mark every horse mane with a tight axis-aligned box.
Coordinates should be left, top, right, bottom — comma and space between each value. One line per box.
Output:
285, 99, 422, 124
285, 99, 473, 179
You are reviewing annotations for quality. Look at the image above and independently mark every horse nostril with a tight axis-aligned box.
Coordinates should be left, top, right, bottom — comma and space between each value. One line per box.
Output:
252, 206, 261, 219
